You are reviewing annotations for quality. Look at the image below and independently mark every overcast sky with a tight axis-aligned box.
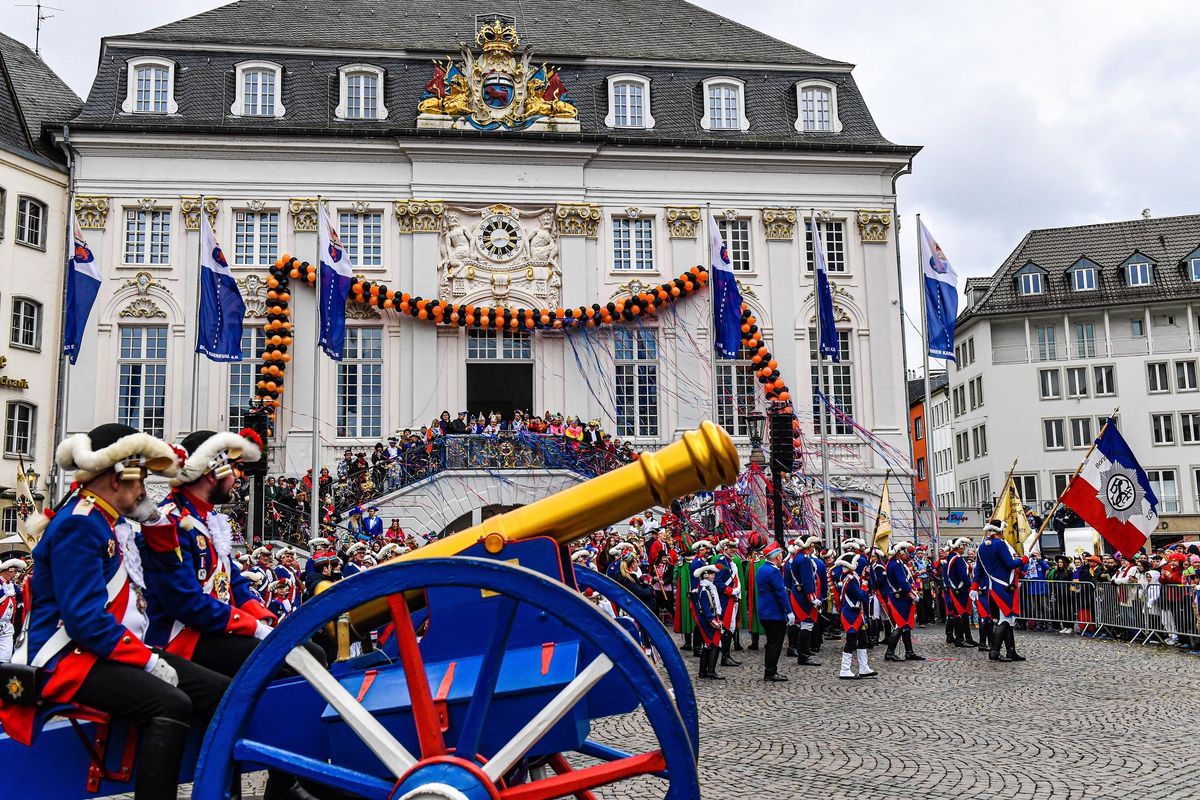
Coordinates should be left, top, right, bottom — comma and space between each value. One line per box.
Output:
3, 0, 1197, 358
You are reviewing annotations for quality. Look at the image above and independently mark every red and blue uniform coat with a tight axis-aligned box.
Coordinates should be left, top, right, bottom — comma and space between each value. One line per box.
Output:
0, 494, 154, 745
971, 557, 991, 618
883, 558, 918, 630
813, 554, 829, 605
871, 561, 889, 611
785, 552, 819, 623
839, 569, 871, 633
273, 563, 303, 605
692, 579, 723, 647
686, 555, 708, 633
342, 560, 364, 577
944, 553, 971, 617
977, 537, 1027, 618
138, 490, 274, 659
712, 554, 740, 632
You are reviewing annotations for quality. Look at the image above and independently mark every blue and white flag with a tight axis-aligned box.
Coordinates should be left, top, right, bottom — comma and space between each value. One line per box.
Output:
63, 218, 101, 364
811, 214, 840, 363
709, 214, 744, 359
318, 203, 354, 361
195, 211, 246, 361
919, 219, 959, 361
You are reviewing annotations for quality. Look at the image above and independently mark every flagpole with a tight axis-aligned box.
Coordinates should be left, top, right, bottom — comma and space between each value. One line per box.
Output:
811, 209, 834, 549
190, 195, 205, 433
1027, 406, 1120, 553
869, 468, 892, 551
916, 214, 941, 552
311, 196, 324, 544
51, 127, 76, 504
705, 202, 717, 424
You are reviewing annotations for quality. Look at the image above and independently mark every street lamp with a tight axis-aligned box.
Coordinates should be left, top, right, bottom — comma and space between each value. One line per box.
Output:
23, 465, 39, 490
742, 411, 766, 468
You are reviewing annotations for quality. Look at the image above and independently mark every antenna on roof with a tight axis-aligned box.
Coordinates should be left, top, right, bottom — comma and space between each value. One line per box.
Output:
14, 2, 63, 55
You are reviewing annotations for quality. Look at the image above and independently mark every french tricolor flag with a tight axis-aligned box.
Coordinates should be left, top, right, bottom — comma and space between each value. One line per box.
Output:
63, 218, 101, 365
318, 203, 354, 361
1060, 422, 1159, 558
195, 211, 246, 361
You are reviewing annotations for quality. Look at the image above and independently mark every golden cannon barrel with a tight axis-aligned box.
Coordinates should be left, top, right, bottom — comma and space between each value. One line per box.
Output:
340, 420, 739, 635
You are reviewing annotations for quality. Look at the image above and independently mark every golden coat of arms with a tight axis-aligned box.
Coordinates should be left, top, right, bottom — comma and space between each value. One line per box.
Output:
417, 19, 579, 132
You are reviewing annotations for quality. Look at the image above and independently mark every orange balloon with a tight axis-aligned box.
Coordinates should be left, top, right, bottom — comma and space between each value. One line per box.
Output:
384, 299, 394, 309
267, 277, 280, 289
418, 310, 428, 319
773, 378, 785, 389
778, 391, 790, 402
281, 353, 291, 362
670, 287, 680, 296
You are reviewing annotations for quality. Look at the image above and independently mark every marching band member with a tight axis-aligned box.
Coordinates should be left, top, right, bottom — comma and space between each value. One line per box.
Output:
755, 542, 790, 682
693, 563, 725, 680
0, 559, 25, 663
785, 535, 823, 667
342, 542, 369, 577
688, 540, 714, 659
944, 538, 976, 648
266, 579, 295, 622
713, 539, 742, 668
0, 424, 226, 800
303, 537, 331, 585
883, 541, 926, 662
977, 521, 1028, 662
834, 553, 877, 679
273, 547, 304, 605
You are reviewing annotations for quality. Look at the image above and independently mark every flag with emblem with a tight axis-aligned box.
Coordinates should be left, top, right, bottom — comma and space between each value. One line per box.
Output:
63, 216, 102, 364
709, 213, 744, 359
318, 203, 355, 360
870, 475, 892, 554
195, 210, 246, 361
810, 212, 841, 363
993, 476, 1034, 556
919, 219, 959, 361
1060, 421, 1158, 558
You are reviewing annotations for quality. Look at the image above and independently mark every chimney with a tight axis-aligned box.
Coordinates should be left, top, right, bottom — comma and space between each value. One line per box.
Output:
1142, 208, 1152, 219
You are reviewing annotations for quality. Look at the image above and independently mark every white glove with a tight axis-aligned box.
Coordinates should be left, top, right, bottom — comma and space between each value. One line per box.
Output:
253, 621, 273, 641
969, 589, 979, 602
786, 613, 796, 626
146, 655, 179, 687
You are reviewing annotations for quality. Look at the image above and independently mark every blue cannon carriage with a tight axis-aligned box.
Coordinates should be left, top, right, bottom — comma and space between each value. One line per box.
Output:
0, 422, 739, 800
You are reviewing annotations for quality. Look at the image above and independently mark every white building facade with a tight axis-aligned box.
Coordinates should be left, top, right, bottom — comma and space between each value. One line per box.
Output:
58, 1, 919, 538
949, 214, 1200, 542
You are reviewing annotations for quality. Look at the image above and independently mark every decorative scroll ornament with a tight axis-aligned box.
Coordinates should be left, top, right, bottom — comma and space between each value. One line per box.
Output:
119, 297, 167, 318
720, 208, 740, 222
346, 300, 381, 320
395, 200, 446, 234
245, 199, 268, 212
137, 198, 158, 212
181, 196, 219, 231
857, 209, 893, 243
289, 198, 319, 232
238, 274, 268, 317
762, 207, 797, 241
416, 18, 580, 132
74, 196, 110, 229
438, 205, 561, 305
665, 207, 701, 238
554, 203, 601, 238
124, 271, 167, 295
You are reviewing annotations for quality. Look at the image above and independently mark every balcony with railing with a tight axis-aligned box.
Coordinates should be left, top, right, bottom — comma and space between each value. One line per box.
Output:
993, 333, 1195, 364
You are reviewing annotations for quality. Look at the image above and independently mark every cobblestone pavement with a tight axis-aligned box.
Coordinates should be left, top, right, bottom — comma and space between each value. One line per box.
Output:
107, 629, 1198, 800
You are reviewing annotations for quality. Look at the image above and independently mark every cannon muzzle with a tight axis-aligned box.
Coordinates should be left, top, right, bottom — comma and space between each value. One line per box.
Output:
333, 421, 739, 636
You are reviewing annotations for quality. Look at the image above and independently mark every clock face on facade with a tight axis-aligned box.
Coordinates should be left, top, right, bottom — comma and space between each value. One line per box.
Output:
476, 213, 525, 262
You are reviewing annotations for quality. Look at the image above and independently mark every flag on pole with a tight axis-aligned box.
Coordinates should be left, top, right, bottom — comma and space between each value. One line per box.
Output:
709, 214, 744, 359
13, 457, 40, 551
918, 220, 959, 361
811, 215, 840, 362
195, 212, 246, 361
870, 475, 892, 554
62, 218, 101, 364
318, 203, 354, 361
1060, 422, 1159, 557
992, 476, 1034, 556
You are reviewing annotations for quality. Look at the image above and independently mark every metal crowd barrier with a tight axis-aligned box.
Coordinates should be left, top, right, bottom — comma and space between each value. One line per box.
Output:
1018, 578, 1200, 646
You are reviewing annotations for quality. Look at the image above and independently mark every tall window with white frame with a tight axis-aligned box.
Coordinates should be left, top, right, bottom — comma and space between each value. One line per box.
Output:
344, 70, 379, 119
612, 217, 654, 271
337, 327, 382, 438
10, 298, 41, 350
0, 507, 16, 534
234, 210, 279, 266
124, 208, 171, 264
825, 498, 864, 543
706, 82, 740, 130
242, 68, 276, 116
716, 218, 751, 271
716, 344, 757, 435
339, 210, 382, 267
228, 328, 267, 431
15, 197, 44, 248
1147, 469, 1178, 513
1074, 321, 1096, 357
799, 85, 833, 131
118, 326, 168, 438
611, 79, 645, 127
134, 62, 170, 113
810, 329, 853, 435
4, 401, 35, 457
614, 327, 658, 438
804, 221, 846, 273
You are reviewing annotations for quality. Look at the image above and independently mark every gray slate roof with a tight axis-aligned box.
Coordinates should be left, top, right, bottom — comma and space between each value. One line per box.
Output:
123, 0, 849, 67
907, 371, 948, 407
961, 214, 1200, 323
0, 32, 81, 163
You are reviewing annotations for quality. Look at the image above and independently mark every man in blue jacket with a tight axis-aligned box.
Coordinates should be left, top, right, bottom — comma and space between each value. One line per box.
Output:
755, 542, 792, 682
977, 521, 1028, 662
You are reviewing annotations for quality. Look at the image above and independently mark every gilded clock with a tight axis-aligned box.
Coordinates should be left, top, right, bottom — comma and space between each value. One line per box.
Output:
476, 213, 524, 262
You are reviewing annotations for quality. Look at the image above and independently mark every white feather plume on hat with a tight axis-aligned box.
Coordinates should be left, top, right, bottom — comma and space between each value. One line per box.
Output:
171, 431, 262, 486
56, 429, 181, 483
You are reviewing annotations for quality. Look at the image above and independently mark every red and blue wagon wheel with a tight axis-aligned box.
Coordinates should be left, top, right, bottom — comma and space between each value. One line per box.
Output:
193, 557, 699, 800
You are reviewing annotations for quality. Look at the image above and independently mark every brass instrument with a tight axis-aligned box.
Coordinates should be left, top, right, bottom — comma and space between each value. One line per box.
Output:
328, 421, 739, 637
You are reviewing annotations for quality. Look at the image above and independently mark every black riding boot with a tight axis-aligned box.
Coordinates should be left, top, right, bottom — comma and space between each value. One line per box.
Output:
682, 631, 693, 652
786, 625, 799, 657
884, 627, 903, 662
720, 633, 741, 666
945, 617, 957, 644
796, 629, 820, 666
809, 618, 823, 654
749, 631, 761, 651
135, 717, 190, 800
706, 646, 726, 680
978, 619, 992, 652
1005, 624, 1027, 661
733, 628, 744, 652
902, 629, 925, 661
990, 621, 1009, 661
697, 645, 711, 679
961, 616, 978, 646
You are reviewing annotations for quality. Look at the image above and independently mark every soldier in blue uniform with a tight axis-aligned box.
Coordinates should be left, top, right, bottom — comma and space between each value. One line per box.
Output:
977, 521, 1028, 662
943, 537, 976, 648
0, 424, 227, 800
342, 542, 368, 577
810, 545, 831, 657
755, 542, 791, 682
869, 546, 890, 648
833, 553, 877, 679
883, 541, 926, 662
692, 564, 725, 680
687, 540, 714, 658
971, 549, 992, 653
785, 535, 822, 667
712, 540, 741, 668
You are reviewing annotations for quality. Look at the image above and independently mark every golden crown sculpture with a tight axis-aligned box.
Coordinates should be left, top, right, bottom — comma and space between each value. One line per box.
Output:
476, 19, 519, 53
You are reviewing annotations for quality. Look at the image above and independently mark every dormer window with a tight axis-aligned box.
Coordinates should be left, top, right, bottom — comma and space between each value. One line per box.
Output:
700, 77, 749, 131
122, 57, 177, 115
1067, 257, 1100, 291
1185, 248, 1200, 281
335, 64, 388, 120
795, 80, 842, 133
1019, 272, 1043, 295
1127, 262, 1152, 286
605, 74, 654, 129
232, 61, 285, 118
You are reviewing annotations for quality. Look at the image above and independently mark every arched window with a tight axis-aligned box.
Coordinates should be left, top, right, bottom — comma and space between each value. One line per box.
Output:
10, 297, 42, 350
336, 65, 388, 120
605, 74, 654, 129
4, 401, 36, 457
122, 57, 177, 114
232, 61, 285, 117
795, 80, 842, 133
700, 77, 749, 131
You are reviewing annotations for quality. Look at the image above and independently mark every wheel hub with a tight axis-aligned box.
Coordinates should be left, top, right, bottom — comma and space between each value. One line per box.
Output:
392, 757, 499, 800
